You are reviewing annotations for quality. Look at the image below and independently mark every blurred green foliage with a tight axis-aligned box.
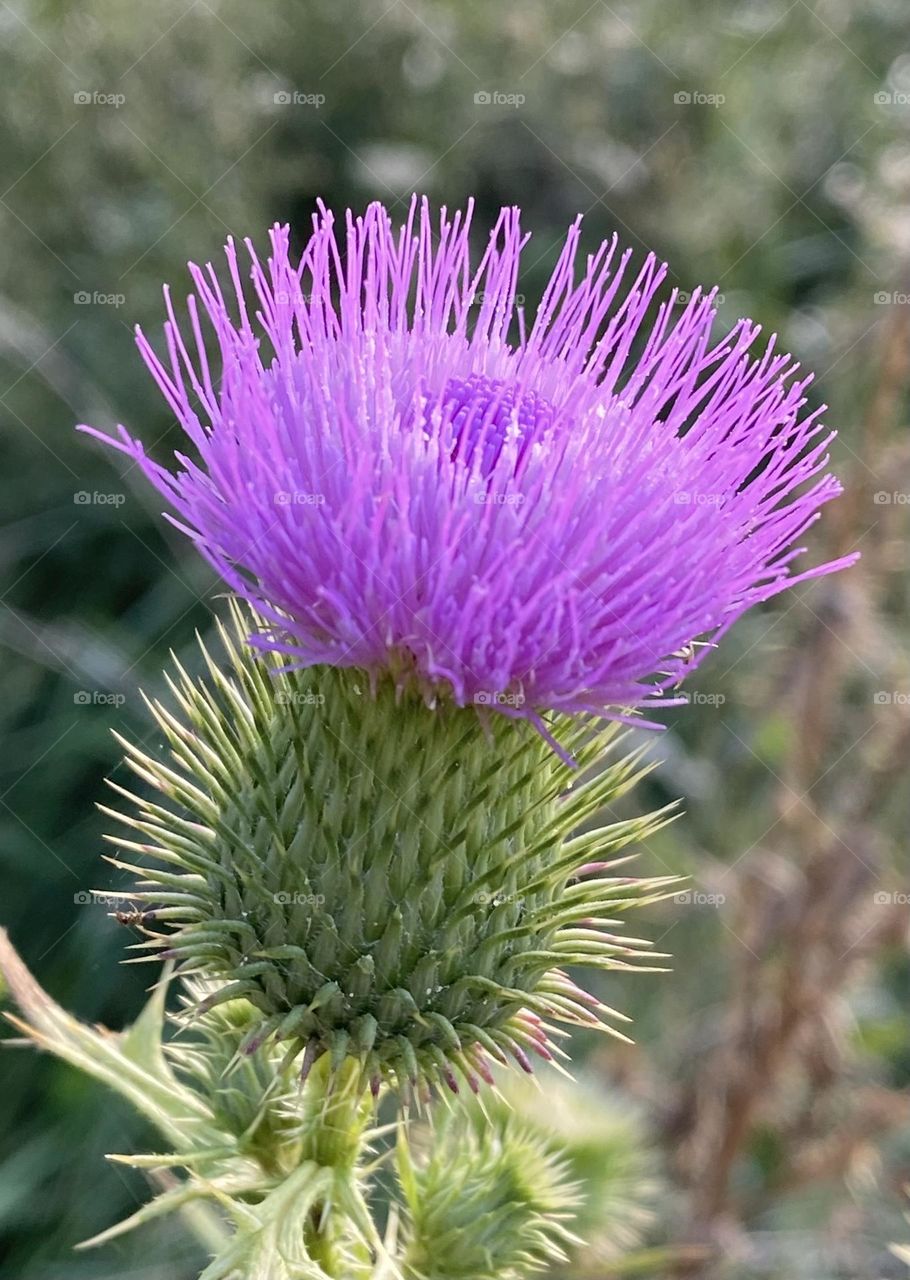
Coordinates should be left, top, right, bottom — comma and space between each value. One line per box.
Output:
2, 0, 910, 1275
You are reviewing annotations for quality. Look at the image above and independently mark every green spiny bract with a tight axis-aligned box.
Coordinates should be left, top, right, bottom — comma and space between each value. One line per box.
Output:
164, 984, 310, 1179
106, 978, 382, 1274
0, 927, 375, 1268
103, 600, 677, 1095
495, 1072, 661, 1263
397, 1104, 581, 1279
0, 932, 585, 1277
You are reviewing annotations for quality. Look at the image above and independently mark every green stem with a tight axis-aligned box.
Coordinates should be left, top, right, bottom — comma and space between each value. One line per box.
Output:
571, 1244, 714, 1276
298, 1055, 374, 1276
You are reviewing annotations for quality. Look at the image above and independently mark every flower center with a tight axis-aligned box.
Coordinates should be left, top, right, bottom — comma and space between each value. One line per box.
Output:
440, 374, 556, 473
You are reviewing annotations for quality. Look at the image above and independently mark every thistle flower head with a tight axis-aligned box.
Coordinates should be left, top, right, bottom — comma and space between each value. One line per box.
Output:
105, 603, 674, 1094
80, 199, 856, 747
397, 1104, 581, 1279
499, 1073, 660, 1262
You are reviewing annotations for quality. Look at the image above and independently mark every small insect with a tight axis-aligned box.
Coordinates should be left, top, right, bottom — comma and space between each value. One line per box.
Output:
661, 639, 718, 688
113, 906, 157, 928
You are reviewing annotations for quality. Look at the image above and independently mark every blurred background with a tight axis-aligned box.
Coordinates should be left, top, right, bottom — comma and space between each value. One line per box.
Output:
1, 0, 910, 1275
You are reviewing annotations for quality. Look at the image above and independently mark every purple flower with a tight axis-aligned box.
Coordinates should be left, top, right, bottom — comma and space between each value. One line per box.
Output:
80, 198, 857, 746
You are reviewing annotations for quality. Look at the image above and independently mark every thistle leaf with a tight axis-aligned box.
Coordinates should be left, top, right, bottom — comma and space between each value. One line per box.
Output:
0, 929, 207, 1145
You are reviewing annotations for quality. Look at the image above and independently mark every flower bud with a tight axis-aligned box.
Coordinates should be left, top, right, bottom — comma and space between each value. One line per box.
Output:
398, 1103, 581, 1279
104, 602, 675, 1093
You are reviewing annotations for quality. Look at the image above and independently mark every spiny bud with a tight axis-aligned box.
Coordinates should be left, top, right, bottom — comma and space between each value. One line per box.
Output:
496, 1072, 660, 1262
397, 1105, 581, 1279
102, 600, 677, 1094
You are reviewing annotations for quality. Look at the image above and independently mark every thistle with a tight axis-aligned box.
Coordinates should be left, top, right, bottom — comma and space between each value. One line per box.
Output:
80, 197, 856, 749
106, 600, 676, 1093
0, 199, 857, 1277
495, 1073, 661, 1264
76, 194, 854, 1089
396, 1105, 582, 1278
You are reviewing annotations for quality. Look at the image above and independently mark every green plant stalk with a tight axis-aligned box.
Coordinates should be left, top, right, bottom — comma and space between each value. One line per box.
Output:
298, 1054, 375, 1275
